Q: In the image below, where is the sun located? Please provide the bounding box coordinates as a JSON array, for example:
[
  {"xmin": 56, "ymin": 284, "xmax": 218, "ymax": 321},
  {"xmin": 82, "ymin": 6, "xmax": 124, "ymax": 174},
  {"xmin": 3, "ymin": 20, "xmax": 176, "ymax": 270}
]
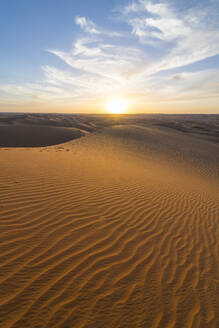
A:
[{"xmin": 106, "ymin": 98, "xmax": 128, "ymax": 114}]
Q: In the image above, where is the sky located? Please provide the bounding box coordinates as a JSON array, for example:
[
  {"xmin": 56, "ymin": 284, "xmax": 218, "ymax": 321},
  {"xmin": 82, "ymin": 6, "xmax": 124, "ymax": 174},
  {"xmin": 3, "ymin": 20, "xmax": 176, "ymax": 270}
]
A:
[{"xmin": 0, "ymin": 0, "xmax": 219, "ymax": 114}]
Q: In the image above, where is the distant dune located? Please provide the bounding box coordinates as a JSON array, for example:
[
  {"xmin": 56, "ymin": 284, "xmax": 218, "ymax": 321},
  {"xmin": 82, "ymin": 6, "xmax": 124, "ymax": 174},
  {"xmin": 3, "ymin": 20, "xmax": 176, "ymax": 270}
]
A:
[
  {"xmin": 0, "ymin": 113, "xmax": 105, "ymax": 147},
  {"xmin": 0, "ymin": 113, "xmax": 218, "ymax": 147},
  {"xmin": 0, "ymin": 114, "xmax": 218, "ymax": 328}
]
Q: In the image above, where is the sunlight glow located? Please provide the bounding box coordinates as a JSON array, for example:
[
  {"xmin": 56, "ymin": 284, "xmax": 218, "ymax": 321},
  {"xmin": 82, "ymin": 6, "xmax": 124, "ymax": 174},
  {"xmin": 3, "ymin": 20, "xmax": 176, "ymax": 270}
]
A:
[{"xmin": 106, "ymin": 98, "xmax": 128, "ymax": 114}]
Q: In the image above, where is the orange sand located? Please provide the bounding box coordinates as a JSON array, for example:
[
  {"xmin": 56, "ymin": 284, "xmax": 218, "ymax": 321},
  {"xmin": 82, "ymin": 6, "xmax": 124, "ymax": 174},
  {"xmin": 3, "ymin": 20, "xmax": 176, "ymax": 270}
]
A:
[{"xmin": 0, "ymin": 122, "xmax": 218, "ymax": 328}]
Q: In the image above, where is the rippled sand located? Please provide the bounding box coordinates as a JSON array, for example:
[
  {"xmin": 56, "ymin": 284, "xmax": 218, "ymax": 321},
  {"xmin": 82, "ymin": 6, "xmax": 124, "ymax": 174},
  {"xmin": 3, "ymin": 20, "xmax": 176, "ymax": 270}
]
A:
[{"xmin": 0, "ymin": 116, "xmax": 218, "ymax": 328}]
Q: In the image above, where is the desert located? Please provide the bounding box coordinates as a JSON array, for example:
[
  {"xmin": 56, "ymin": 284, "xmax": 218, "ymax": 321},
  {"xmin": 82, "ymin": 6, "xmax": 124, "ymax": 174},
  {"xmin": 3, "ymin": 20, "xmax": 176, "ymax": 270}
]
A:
[{"xmin": 0, "ymin": 113, "xmax": 218, "ymax": 327}]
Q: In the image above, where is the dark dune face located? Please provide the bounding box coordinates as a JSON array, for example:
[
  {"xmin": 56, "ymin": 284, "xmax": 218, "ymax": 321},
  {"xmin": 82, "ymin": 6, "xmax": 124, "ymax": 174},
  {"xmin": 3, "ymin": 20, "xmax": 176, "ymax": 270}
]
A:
[
  {"xmin": 0, "ymin": 114, "xmax": 99, "ymax": 147},
  {"xmin": 0, "ymin": 124, "xmax": 85, "ymax": 147},
  {"xmin": 0, "ymin": 113, "xmax": 115, "ymax": 147}
]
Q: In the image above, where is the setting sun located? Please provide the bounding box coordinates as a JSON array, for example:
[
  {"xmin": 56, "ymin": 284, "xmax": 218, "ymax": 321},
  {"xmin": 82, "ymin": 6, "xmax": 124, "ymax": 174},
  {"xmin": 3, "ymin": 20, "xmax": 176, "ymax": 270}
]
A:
[{"xmin": 106, "ymin": 99, "xmax": 128, "ymax": 114}]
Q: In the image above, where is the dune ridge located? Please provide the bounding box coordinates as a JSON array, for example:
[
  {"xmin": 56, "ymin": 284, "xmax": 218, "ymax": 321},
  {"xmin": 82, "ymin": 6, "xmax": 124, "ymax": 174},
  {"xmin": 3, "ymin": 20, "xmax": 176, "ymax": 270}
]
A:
[{"xmin": 0, "ymin": 117, "xmax": 218, "ymax": 327}]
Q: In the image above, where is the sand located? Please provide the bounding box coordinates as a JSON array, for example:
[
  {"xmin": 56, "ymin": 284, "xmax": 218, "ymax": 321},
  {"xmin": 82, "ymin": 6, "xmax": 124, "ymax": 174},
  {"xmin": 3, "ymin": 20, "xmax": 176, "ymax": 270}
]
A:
[{"xmin": 0, "ymin": 114, "xmax": 218, "ymax": 328}]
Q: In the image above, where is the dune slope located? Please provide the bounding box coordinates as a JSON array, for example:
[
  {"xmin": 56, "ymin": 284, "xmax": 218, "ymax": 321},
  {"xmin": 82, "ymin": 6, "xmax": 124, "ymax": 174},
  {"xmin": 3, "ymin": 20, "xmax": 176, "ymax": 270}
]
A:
[{"xmin": 0, "ymin": 124, "xmax": 218, "ymax": 328}]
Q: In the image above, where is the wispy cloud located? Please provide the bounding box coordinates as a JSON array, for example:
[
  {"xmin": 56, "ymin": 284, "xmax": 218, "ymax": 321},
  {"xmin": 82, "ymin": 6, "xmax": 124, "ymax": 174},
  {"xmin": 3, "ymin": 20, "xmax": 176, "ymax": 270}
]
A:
[
  {"xmin": 48, "ymin": 37, "xmax": 148, "ymax": 83},
  {"xmin": 1, "ymin": 0, "xmax": 219, "ymax": 111},
  {"xmin": 75, "ymin": 16, "xmax": 122, "ymax": 37},
  {"xmin": 75, "ymin": 16, "xmax": 100, "ymax": 34},
  {"xmin": 123, "ymin": 0, "xmax": 219, "ymax": 71}
]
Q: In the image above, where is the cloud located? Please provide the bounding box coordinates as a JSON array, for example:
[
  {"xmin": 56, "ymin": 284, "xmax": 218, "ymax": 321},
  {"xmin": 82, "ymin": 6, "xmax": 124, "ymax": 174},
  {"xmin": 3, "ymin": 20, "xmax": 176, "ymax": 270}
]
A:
[
  {"xmin": 48, "ymin": 37, "xmax": 148, "ymax": 83},
  {"xmin": 75, "ymin": 16, "xmax": 122, "ymax": 37},
  {"xmin": 75, "ymin": 16, "xmax": 100, "ymax": 34},
  {"xmin": 1, "ymin": 0, "xmax": 219, "ymax": 111},
  {"xmin": 145, "ymin": 69, "xmax": 219, "ymax": 102},
  {"xmin": 123, "ymin": 0, "xmax": 219, "ymax": 71}
]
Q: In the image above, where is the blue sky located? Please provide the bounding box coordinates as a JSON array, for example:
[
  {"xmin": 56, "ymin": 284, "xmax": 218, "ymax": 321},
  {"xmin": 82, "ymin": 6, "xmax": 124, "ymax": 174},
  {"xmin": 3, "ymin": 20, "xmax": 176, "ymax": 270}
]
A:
[{"xmin": 0, "ymin": 0, "xmax": 219, "ymax": 113}]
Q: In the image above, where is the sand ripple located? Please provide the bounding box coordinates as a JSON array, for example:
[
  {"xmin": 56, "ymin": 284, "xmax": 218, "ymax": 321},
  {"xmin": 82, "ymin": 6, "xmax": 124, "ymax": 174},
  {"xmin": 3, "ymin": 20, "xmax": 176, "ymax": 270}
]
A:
[{"xmin": 0, "ymin": 128, "xmax": 218, "ymax": 328}]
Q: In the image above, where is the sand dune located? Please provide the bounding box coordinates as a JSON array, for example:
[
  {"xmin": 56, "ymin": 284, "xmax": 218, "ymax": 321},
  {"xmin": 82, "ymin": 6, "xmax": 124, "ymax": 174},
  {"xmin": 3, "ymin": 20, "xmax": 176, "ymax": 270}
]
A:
[
  {"xmin": 0, "ymin": 114, "xmax": 218, "ymax": 327},
  {"xmin": 0, "ymin": 124, "xmax": 85, "ymax": 147},
  {"xmin": 0, "ymin": 113, "xmax": 105, "ymax": 147}
]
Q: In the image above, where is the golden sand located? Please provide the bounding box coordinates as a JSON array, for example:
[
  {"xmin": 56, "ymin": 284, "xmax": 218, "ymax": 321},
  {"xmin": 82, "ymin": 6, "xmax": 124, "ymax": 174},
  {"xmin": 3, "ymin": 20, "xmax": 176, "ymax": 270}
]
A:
[{"xmin": 0, "ymin": 120, "xmax": 218, "ymax": 328}]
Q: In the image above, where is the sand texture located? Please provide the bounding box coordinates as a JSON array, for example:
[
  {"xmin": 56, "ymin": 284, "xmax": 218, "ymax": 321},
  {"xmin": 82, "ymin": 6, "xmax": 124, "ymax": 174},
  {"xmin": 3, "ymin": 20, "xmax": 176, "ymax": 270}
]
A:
[{"xmin": 0, "ymin": 114, "xmax": 218, "ymax": 328}]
